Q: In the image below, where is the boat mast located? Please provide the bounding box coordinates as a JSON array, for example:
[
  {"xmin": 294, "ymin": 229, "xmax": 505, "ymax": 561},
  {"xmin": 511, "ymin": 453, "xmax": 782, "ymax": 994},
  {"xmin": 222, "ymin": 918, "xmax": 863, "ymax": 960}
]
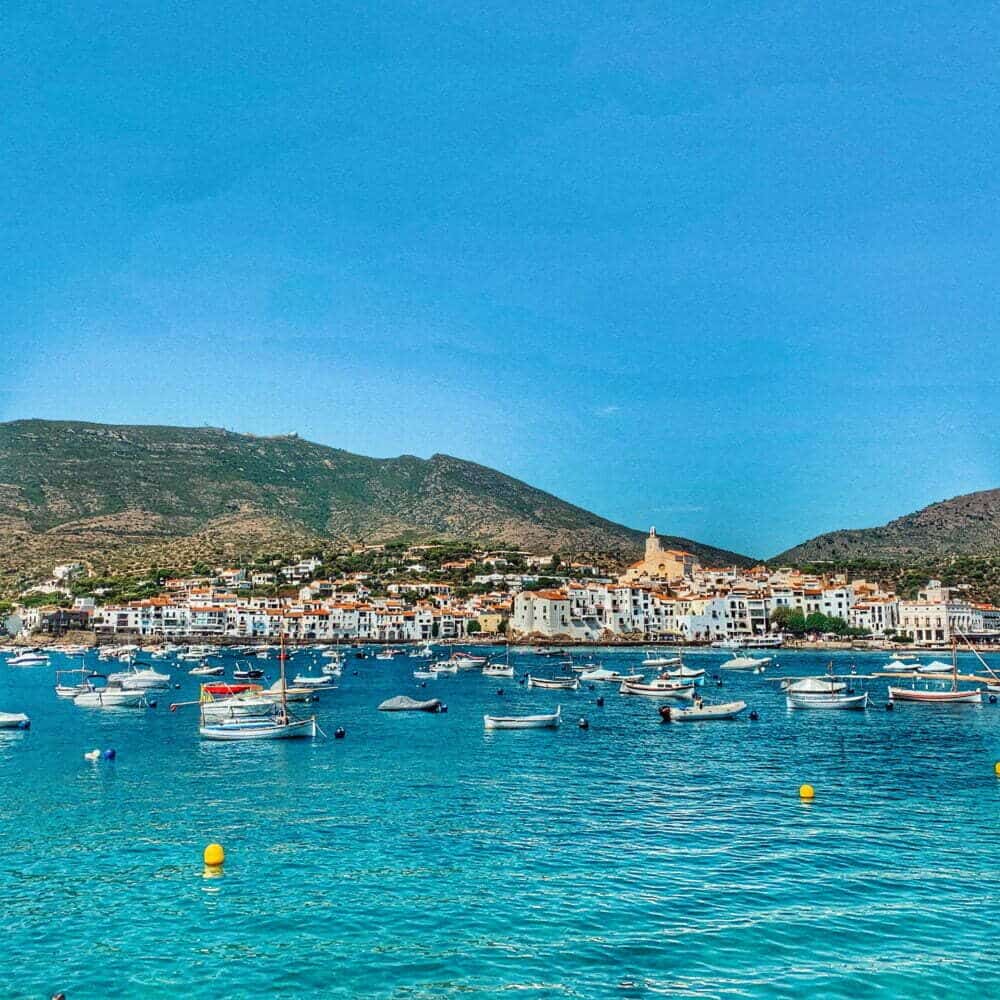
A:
[{"xmin": 279, "ymin": 631, "xmax": 288, "ymax": 717}]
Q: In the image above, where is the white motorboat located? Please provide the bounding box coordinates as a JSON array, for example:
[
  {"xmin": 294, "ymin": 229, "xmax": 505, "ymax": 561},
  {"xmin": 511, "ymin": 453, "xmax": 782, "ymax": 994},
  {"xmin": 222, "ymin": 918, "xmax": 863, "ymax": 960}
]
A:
[
  {"xmin": 107, "ymin": 666, "xmax": 171, "ymax": 690},
  {"xmin": 413, "ymin": 670, "xmax": 439, "ymax": 680},
  {"xmin": 660, "ymin": 665, "xmax": 706, "ymax": 683},
  {"xmin": 482, "ymin": 664, "xmax": 515, "ymax": 678},
  {"xmin": 431, "ymin": 661, "xmax": 459, "ymax": 675},
  {"xmin": 291, "ymin": 673, "xmax": 335, "ymax": 688},
  {"xmin": 883, "ymin": 659, "xmax": 916, "ymax": 672},
  {"xmin": 484, "ymin": 706, "xmax": 561, "ymax": 730},
  {"xmin": 0, "ymin": 712, "xmax": 30, "ymax": 729},
  {"xmin": 233, "ymin": 665, "xmax": 266, "ymax": 680},
  {"xmin": 321, "ymin": 662, "xmax": 343, "ymax": 676},
  {"xmin": 642, "ymin": 655, "xmax": 680, "ymax": 667},
  {"xmin": 375, "ymin": 650, "xmax": 395, "ymax": 660},
  {"xmin": 619, "ymin": 679, "xmax": 695, "ymax": 699},
  {"xmin": 7, "ymin": 650, "xmax": 49, "ymax": 666},
  {"xmin": 263, "ymin": 681, "xmax": 316, "ymax": 703},
  {"xmin": 74, "ymin": 682, "xmax": 150, "ymax": 708},
  {"xmin": 189, "ymin": 663, "xmax": 225, "ymax": 677},
  {"xmin": 720, "ymin": 655, "xmax": 771, "ymax": 670},
  {"xmin": 448, "ymin": 652, "xmax": 489, "ymax": 669},
  {"xmin": 578, "ymin": 668, "xmax": 644, "ymax": 683},
  {"xmin": 527, "ymin": 675, "xmax": 579, "ymax": 690},
  {"xmin": 178, "ymin": 645, "xmax": 216, "ymax": 661},
  {"xmin": 321, "ymin": 648, "xmax": 344, "ymax": 659},
  {"xmin": 660, "ymin": 700, "xmax": 747, "ymax": 722}
]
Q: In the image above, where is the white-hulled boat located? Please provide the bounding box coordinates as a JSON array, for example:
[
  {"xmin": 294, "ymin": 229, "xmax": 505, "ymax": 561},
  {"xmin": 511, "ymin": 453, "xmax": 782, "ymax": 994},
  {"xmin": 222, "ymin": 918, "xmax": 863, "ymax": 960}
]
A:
[
  {"xmin": 200, "ymin": 713, "xmax": 317, "ymax": 740},
  {"xmin": 321, "ymin": 662, "xmax": 343, "ymax": 676},
  {"xmin": 322, "ymin": 648, "xmax": 344, "ymax": 659},
  {"xmin": 642, "ymin": 655, "xmax": 680, "ymax": 667},
  {"xmin": 578, "ymin": 668, "xmax": 644, "ymax": 683},
  {"xmin": 783, "ymin": 675, "xmax": 867, "ymax": 710},
  {"xmin": 199, "ymin": 636, "xmax": 318, "ymax": 740},
  {"xmin": 527, "ymin": 675, "xmax": 579, "ymax": 691},
  {"xmin": 431, "ymin": 661, "xmax": 459, "ymax": 675},
  {"xmin": 189, "ymin": 663, "xmax": 225, "ymax": 677},
  {"xmin": 178, "ymin": 645, "xmax": 215, "ymax": 661},
  {"xmin": 619, "ymin": 679, "xmax": 695, "ymax": 699},
  {"xmin": 200, "ymin": 694, "xmax": 274, "ymax": 722},
  {"xmin": 107, "ymin": 666, "xmax": 171, "ymax": 690},
  {"xmin": 233, "ymin": 665, "xmax": 265, "ymax": 680},
  {"xmin": 0, "ymin": 711, "xmax": 30, "ymax": 729},
  {"xmin": 917, "ymin": 660, "xmax": 953, "ymax": 674},
  {"xmin": 660, "ymin": 700, "xmax": 747, "ymax": 722},
  {"xmin": 660, "ymin": 665, "xmax": 706, "ymax": 683},
  {"xmin": 720, "ymin": 655, "xmax": 771, "ymax": 670},
  {"xmin": 449, "ymin": 652, "xmax": 489, "ymax": 670},
  {"xmin": 483, "ymin": 664, "xmax": 515, "ymax": 678},
  {"xmin": 413, "ymin": 669, "xmax": 439, "ymax": 680},
  {"xmin": 7, "ymin": 650, "xmax": 49, "ymax": 666},
  {"xmin": 74, "ymin": 682, "xmax": 149, "ymax": 708},
  {"xmin": 54, "ymin": 668, "xmax": 98, "ymax": 698},
  {"xmin": 883, "ymin": 659, "xmax": 916, "ymax": 672},
  {"xmin": 292, "ymin": 673, "xmax": 334, "ymax": 688},
  {"xmin": 263, "ymin": 680, "xmax": 316, "ymax": 703},
  {"xmin": 375, "ymin": 649, "xmax": 395, "ymax": 660},
  {"xmin": 484, "ymin": 706, "xmax": 561, "ymax": 730}
]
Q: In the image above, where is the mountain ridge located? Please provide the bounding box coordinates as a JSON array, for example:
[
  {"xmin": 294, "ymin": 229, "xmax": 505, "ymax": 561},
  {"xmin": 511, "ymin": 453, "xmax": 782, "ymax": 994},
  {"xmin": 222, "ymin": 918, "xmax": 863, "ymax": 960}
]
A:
[
  {"xmin": 0, "ymin": 419, "xmax": 753, "ymax": 582},
  {"xmin": 775, "ymin": 487, "xmax": 1000, "ymax": 563}
]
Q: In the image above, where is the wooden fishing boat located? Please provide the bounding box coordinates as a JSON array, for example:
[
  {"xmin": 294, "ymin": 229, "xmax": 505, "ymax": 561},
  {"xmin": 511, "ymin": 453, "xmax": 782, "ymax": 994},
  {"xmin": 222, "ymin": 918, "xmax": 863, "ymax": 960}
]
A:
[
  {"xmin": 199, "ymin": 714, "xmax": 317, "ymax": 740},
  {"xmin": 888, "ymin": 642, "xmax": 982, "ymax": 705},
  {"xmin": 484, "ymin": 706, "xmax": 561, "ymax": 730},
  {"xmin": 660, "ymin": 700, "xmax": 747, "ymax": 722},
  {"xmin": 786, "ymin": 689, "xmax": 869, "ymax": 710},
  {"xmin": 888, "ymin": 686, "xmax": 981, "ymax": 704},
  {"xmin": 527, "ymin": 675, "xmax": 579, "ymax": 690},
  {"xmin": 619, "ymin": 679, "xmax": 695, "ymax": 699}
]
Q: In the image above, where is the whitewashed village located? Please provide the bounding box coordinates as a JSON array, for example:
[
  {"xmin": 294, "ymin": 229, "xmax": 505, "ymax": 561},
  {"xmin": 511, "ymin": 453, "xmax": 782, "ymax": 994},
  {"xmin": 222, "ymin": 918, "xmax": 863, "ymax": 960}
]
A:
[{"xmin": 4, "ymin": 530, "xmax": 998, "ymax": 649}]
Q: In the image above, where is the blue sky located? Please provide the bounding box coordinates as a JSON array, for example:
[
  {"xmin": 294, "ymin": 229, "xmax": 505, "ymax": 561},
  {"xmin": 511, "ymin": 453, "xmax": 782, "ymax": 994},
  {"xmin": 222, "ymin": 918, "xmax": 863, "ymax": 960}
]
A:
[{"xmin": 3, "ymin": 3, "xmax": 1000, "ymax": 558}]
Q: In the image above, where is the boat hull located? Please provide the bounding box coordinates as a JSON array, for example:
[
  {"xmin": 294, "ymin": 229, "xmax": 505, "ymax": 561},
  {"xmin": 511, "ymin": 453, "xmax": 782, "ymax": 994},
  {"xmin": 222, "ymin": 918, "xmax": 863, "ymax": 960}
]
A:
[
  {"xmin": 786, "ymin": 691, "xmax": 869, "ymax": 710},
  {"xmin": 619, "ymin": 681, "xmax": 695, "ymax": 699},
  {"xmin": 663, "ymin": 700, "xmax": 747, "ymax": 722},
  {"xmin": 484, "ymin": 707, "xmax": 561, "ymax": 730},
  {"xmin": 888, "ymin": 687, "xmax": 982, "ymax": 704},
  {"xmin": 527, "ymin": 675, "xmax": 579, "ymax": 690},
  {"xmin": 199, "ymin": 717, "xmax": 317, "ymax": 740}
]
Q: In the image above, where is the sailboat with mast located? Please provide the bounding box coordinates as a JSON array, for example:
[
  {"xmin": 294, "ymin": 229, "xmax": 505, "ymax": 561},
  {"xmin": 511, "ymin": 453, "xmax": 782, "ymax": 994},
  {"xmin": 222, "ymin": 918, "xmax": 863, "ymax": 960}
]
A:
[
  {"xmin": 198, "ymin": 633, "xmax": 318, "ymax": 740},
  {"xmin": 888, "ymin": 639, "xmax": 982, "ymax": 704}
]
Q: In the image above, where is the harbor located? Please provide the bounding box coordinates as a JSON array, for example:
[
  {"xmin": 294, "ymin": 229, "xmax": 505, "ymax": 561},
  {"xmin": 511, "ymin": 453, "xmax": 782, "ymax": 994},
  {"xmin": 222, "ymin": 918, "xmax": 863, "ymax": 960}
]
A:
[{"xmin": 3, "ymin": 643, "xmax": 1000, "ymax": 997}]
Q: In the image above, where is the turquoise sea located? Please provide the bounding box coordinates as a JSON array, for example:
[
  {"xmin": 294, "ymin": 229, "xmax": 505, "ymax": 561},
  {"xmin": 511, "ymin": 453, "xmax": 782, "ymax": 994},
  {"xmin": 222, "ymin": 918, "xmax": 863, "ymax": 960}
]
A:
[{"xmin": 2, "ymin": 645, "xmax": 999, "ymax": 999}]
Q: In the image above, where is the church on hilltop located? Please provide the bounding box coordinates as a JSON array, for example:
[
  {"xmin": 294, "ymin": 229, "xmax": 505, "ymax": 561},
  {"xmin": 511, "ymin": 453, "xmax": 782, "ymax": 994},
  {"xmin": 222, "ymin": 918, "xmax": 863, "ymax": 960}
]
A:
[{"xmin": 619, "ymin": 528, "xmax": 698, "ymax": 586}]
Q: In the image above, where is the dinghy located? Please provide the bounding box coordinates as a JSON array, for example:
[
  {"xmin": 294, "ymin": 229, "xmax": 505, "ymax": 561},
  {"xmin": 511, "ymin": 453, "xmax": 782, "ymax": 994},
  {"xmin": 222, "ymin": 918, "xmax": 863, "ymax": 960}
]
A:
[
  {"xmin": 0, "ymin": 712, "xmax": 30, "ymax": 729},
  {"xmin": 527, "ymin": 675, "xmax": 579, "ymax": 690},
  {"xmin": 660, "ymin": 700, "xmax": 747, "ymax": 722},
  {"xmin": 484, "ymin": 706, "xmax": 561, "ymax": 730}
]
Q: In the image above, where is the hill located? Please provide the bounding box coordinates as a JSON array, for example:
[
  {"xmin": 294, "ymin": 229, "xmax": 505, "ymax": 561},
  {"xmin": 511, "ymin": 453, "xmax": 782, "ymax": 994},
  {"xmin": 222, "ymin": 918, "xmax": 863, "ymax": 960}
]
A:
[
  {"xmin": 775, "ymin": 488, "xmax": 1000, "ymax": 564},
  {"xmin": 0, "ymin": 420, "xmax": 753, "ymax": 584}
]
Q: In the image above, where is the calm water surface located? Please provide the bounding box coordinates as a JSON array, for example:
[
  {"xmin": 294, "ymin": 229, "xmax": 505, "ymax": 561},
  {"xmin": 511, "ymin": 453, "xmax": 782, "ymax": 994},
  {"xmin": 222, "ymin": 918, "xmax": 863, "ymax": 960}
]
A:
[{"xmin": 2, "ymin": 646, "xmax": 999, "ymax": 999}]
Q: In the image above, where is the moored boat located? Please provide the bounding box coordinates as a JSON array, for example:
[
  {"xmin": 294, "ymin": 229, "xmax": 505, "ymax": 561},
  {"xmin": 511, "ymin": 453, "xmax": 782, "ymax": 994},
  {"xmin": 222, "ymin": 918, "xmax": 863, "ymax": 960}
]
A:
[
  {"xmin": 7, "ymin": 650, "xmax": 49, "ymax": 667},
  {"xmin": 74, "ymin": 682, "xmax": 150, "ymax": 708},
  {"xmin": 527, "ymin": 674, "xmax": 579, "ymax": 690},
  {"xmin": 619, "ymin": 679, "xmax": 695, "ymax": 699},
  {"xmin": 484, "ymin": 706, "xmax": 561, "ymax": 730},
  {"xmin": 888, "ymin": 686, "xmax": 981, "ymax": 704},
  {"xmin": 189, "ymin": 663, "xmax": 225, "ymax": 677},
  {"xmin": 482, "ymin": 664, "xmax": 515, "ymax": 678},
  {"xmin": 578, "ymin": 668, "xmax": 644, "ymax": 683},
  {"xmin": 720, "ymin": 655, "xmax": 771, "ymax": 670},
  {"xmin": 0, "ymin": 711, "xmax": 30, "ymax": 729},
  {"xmin": 660, "ymin": 700, "xmax": 747, "ymax": 722}
]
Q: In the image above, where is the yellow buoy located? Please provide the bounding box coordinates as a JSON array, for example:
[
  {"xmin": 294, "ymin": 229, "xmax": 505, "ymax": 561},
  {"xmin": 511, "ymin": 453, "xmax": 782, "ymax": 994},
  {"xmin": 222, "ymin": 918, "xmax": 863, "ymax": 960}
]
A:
[
  {"xmin": 994, "ymin": 762, "xmax": 1000, "ymax": 777},
  {"xmin": 799, "ymin": 784, "xmax": 815, "ymax": 800},
  {"xmin": 203, "ymin": 843, "xmax": 225, "ymax": 867}
]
